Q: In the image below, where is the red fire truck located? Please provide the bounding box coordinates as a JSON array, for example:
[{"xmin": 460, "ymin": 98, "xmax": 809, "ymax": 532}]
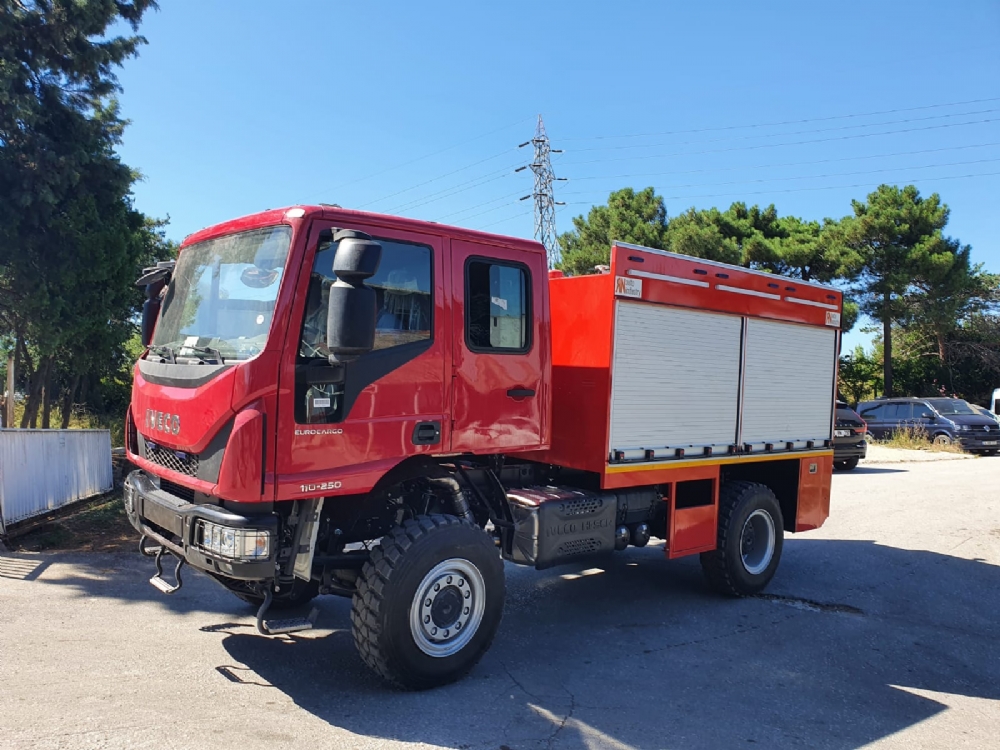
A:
[{"xmin": 125, "ymin": 205, "xmax": 841, "ymax": 689}]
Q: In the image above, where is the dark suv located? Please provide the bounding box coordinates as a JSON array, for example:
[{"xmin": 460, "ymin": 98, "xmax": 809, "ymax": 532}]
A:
[
  {"xmin": 856, "ymin": 397, "xmax": 1000, "ymax": 455},
  {"xmin": 833, "ymin": 401, "xmax": 867, "ymax": 470}
]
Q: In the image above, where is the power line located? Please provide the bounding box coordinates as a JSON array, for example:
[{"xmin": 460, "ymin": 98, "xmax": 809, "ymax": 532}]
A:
[
  {"xmin": 561, "ymin": 118, "xmax": 1000, "ymax": 167},
  {"xmin": 557, "ymin": 157, "xmax": 1000, "ymax": 199},
  {"xmin": 558, "ymin": 169, "xmax": 1000, "ymax": 206},
  {"xmin": 563, "ymin": 141, "xmax": 1000, "ymax": 183},
  {"xmin": 386, "ymin": 164, "xmax": 521, "ymax": 214},
  {"xmin": 568, "ymin": 108, "xmax": 1000, "ymax": 154},
  {"xmin": 308, "ymin": 116, "xmax": 532, "ymax": 200},
  {"xmin": 437, "ymin": 189, "xmax": 526, "ymax": 221},
  {"xmin": 559, "ymin": 96, "xmax": 1000, "ymax": 142},
  {"xmin": 360, "ymin": 149, "xmax": 517, "ymax": 209}
]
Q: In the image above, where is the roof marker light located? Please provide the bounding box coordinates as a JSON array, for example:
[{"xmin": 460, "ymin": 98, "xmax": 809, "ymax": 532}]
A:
[{"xmin": 285, "ymin": 208, "xmax": 306, "ymax": 218}]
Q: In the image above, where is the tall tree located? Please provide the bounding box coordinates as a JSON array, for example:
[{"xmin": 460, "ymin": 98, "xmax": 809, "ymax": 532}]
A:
[
  {"xmin": 557, "ymin": 187, "xmax": 668, "ymax": 275},
  {"xmin": 841, "ymin": 184, "xmax": 954, "ymax": 396},
  {"xmin": 0, "ymin": 0, "xmax": 159, "ymax": 427}
]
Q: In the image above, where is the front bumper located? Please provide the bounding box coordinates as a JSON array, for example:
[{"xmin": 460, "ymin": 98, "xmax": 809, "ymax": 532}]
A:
[
  {"xmin": 959, "ymin": 435, "xmax": 1000, "ymax": 452},
  {"xmin": 125, "ymin": 470, "xmax": 277, "ymax": 581}
]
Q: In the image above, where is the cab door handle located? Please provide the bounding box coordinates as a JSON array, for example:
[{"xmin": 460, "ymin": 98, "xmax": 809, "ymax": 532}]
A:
[{"xmin": 507, "ymin": 388, "xmax": 536, "ymax": 398}]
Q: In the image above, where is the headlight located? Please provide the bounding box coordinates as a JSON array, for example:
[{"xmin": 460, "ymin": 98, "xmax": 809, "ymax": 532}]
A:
[
  {"xmin": 956, "ymin": 424, "xmax": 970, "ymax": 432},
  {"xmin": 195, "ymin": 520, "xmax": 271, "ymax": 561}
]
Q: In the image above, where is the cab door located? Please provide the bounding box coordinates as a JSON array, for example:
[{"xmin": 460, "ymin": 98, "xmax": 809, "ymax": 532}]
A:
[
  {"xmin": 449, "ymin": 239, "xmax": 549, "ymax": 454},
  {"xmin": 274, "ymin": 220, "xmax": 448, "ymax": 500}
]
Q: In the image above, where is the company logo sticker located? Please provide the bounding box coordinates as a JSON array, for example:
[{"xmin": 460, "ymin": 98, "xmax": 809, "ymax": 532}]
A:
[
  {"xmin": 825, "ymin": 311, "xmax": 841, "ymax": 327},
  {"xmin": 615, "ymin": 276, "xmax": 642, "ymax": 298}
]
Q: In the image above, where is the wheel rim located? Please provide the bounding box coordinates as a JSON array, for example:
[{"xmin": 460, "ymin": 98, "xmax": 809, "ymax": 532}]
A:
[
  {"xmin": 740, "ymin": 509, "xmax": 776, "ymax": 576},
  {"xmin": 409, "ymin": 558, "xmax": 486, "ymax": 658},
  {"xmin": 933, "ymin": 434, "xmax": 951, "ymax": 445}
]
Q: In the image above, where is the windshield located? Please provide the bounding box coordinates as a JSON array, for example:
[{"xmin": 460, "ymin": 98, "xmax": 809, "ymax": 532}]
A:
[
  {"xmin": 152, "ymin": 226, "xmax": 292, "ymax": 361},
  {"xmin": 927, "ymin": 398, "xmax": 977, "ymax": 416}
]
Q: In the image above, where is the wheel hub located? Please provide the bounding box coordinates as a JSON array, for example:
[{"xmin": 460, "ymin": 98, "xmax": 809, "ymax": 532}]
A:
[
  {"xmin": 740, "ymin": 509, "xmax": 776, "ymax": 576},
  {"xmin": 410, "ymin": 559, "xmax": 485, "ymax": 658}
]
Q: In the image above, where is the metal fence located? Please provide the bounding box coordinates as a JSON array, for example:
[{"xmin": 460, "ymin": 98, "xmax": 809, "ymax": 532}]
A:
[{"xmin": 0, "ymin": 429, "xmax": 113, "ymax": 534}]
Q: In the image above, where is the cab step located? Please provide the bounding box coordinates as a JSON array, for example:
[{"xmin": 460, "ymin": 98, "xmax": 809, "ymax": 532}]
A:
[
  {"xmin": 260, "ymin": 609, "xmax": 319, "ymax": 635},
  {"xmin": 255, "ymin": 588, "xmax": 319, "ymax": 636},
  {"xmin": 148, "ymin": 546, "xmax": 184, "ymax": 595}
]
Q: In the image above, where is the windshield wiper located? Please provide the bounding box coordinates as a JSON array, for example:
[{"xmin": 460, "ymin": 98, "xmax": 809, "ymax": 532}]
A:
[
  {"xmin": 179, "ymin": 345, "xmax": 226, "ymax": 364},
  {"xmin": 148, "ymin": 344, "xmax": 176, "ymax": 363}
]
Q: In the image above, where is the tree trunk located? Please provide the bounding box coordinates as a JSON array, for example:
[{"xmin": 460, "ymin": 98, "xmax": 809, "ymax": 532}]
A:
[
  {"xmin": 41, "ymin": 364, "xmax": 53, "ymax": 429},
  {"xmin": 882, "ymin": 294, "xmax": 893, "ymax": 397},
  {"xmin": 60, "ymin": 374, "xmax": 81, "ymax": 429},
  {"xmin": 21, "ymin": 355, "xmax": 51, "ymax": 429}
]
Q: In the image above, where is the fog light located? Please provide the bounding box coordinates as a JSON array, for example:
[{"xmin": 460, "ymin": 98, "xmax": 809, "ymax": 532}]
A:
[{"xmin": 195, "ymin": 520, "xmax": 270, "ymax": 562}]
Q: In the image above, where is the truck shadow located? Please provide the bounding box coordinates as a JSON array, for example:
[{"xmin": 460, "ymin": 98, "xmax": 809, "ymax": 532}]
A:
[{"xmin": 213, "ymin": 539, "xmax": 1000, "ymax": 750}]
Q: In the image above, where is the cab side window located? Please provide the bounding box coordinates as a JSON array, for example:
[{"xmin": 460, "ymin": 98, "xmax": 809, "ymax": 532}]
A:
[
  {"xmin": 300, "ymin": 238, "xmax": 433, "ymax": 359},
  {"xmin": 296, "ymin": 236, "xmax": 433, "ymax": 423},
  {"xmin": 465, "ymin": 259, "xmax": 530, "ymax": 352}
]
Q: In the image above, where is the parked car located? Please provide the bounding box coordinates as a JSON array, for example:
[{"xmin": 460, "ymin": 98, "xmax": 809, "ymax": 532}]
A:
[
  {"xmin": 856, "ymin": 397, "xmax": 1000, "ymax": 455},
  {"xmin": 833, "ymin": 401, "xmax": 867, "ymax": 470},
  {"xmin": 972, "ymin": 404, "xmax": 1000, "ymax": 425}
]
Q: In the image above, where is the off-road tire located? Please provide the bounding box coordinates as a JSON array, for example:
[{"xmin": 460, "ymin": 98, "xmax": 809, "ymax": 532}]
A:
[
  {"xmin": 227, "ymin": 578, "xmax": 320, "ymax": 611},
  {"xmin": 351, "ymin": 514, "xmax": 505, "ymax": 690},
  {"xmin": 700, "ymin": 481, "xmax": 784, "ymax": 597},
  {"xmin": 834, "ymin": 457, "xmax": 860, "ymax": 471}
]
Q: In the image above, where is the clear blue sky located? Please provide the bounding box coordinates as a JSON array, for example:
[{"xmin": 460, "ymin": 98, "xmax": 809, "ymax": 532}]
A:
[{"xmin": 114, "ymin": 1, "xmax": 1000, "ymax": 352}]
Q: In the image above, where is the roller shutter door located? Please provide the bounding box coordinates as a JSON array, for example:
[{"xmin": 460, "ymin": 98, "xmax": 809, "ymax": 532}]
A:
[
  {"xmin": 740, "ymin": 318, "xmax": 836, "ymax": 445},
  {"xmin": 609, "ymin": 301, "xmax": 741, "ymax": 453}
]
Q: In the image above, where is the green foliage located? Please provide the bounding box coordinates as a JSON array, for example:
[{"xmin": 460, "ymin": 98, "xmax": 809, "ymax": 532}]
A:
[
  {"xmin": 838, "ymin": 345, "xmax": 880, "ymax": 405},
  {"xmin": 841, "ymin": 184, "xmax": 956, "ymax": 395},
  {"xmin": 557, "ymin": 187, "xmax": 668, "ymax": 275},
  {"xmin": 0, "ymin": 0, "xmax": 163, "ymax": 432}
]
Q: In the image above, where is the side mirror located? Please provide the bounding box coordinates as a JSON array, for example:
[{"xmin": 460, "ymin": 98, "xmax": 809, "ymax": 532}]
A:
[
  {"xmin": 920, "ymin": 412, "xmax": 935, "ymax": 421},
  {"xmin": 136, "ymin": 261, "xmax": 175, "ymax": 347},
  {"xmin": 326, "ymin": 231, "xmax": 382, "ymax": 363}
]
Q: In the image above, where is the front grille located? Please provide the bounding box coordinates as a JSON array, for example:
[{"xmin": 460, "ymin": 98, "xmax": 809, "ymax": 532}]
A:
[
  {"xmin": 160, "ymin": 479, "xmax": 196, "ymax": 503},
  {"xmin": 143, "ymin": 441, "xmax": 199, "ymax": 476}
]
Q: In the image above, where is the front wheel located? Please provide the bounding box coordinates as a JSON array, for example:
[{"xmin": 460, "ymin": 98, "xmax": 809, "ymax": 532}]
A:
[
  {"xmin": 933, "ymin": 433, "xmax": 953, "ymax": 446},
  {"xmin": 351, "ymin": 514, "xmax": 505, "ymax": 690},
  {"xmin": 700, "ymin": 481, "xmax": 784, "ymax": 597}
]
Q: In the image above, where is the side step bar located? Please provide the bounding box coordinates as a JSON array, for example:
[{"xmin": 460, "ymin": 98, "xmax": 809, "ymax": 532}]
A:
[
  {"xmin": 255, "ymin": 589, "xmax": 318, "ymax": 636},
  {"xmin": 149, "ymin": 545, "xmax": 184, "ymax": 595}
]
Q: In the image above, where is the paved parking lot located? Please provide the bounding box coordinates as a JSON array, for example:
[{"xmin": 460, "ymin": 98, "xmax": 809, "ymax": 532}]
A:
[{"xmin": 2, "ymin": 456, "xmax": 999, "ymax": 750}]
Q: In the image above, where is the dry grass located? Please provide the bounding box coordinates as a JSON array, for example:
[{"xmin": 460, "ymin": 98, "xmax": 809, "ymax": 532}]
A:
[
  {"xmin": 878, "ymin": 425, "xmax": 966, "ymax": 453},
  {"xmin": 7, "ymin": 493, "xmax": 135, "ymax": 553}
]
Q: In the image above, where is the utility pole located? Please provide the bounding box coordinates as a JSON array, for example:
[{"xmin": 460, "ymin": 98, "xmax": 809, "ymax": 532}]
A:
[{"xmin": 517, "ymin": 115, "xmax": 566, "ymax": 269}]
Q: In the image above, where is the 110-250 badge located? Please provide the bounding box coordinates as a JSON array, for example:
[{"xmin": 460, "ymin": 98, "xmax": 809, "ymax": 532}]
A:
[{"xmin": 300, "ymin": 481, "xmax": 342, "ymax": 493}]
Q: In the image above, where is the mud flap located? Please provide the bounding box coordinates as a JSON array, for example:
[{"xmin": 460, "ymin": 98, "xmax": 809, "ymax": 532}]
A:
[{"xmin": 292, "ymin": 498, "xmax": 323, "ymax": 581}]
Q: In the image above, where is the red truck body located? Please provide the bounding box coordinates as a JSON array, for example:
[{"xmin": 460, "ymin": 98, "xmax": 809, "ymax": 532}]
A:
[{"xmin": 124, "ymin": 205, "xmax": 841, "ymax": 689}]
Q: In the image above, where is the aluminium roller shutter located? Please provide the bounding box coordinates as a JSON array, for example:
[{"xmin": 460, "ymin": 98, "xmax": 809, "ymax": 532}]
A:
[
  {"xmin": 609, "ymin": 301, "xmax": 741, "ymax": 453},
  {"xmin": 740, "ymin": 318, "xmax": 836, "ymax": 445}
]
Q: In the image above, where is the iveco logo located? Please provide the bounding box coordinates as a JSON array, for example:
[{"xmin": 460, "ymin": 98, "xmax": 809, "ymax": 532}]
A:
[{"xmin": 147, "ymin": 409, "xmax": 180, "ymax": 435}]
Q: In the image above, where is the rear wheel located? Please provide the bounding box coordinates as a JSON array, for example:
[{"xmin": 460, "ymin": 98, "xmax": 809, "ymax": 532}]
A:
[
  {"xmin": 351, "ymin": 514, "xmax": 505, "ymax": 690},
  {"xmin": 834, "ymin": 457, "xmax": 859, "ymax": 471},
  {"xmin": 700, "ymin": 481, "xmax": 783, "ymax": 597}
]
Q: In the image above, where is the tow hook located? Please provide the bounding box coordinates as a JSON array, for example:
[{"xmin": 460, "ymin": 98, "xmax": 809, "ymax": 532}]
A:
[
  {"xmin": 149, "ymin": 545, "xmax": 185, "ymax": 595},
  {"xmin": 254, "ymin": 588, "xmax": 318, "ymax": 636}
]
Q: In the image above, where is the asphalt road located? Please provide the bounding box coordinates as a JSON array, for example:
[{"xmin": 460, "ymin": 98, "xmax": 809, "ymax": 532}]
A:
[{"xmin": 2, "ymin": 456, "xmax": 999, "ymax": 750}]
